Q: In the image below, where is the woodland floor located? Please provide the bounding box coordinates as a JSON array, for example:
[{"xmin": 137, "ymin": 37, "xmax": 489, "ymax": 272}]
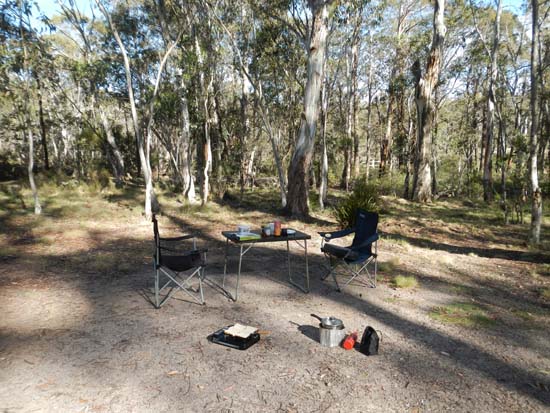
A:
[{"xmin": 1, "ymin": 181, "xmax": 550, "ymax": 413}]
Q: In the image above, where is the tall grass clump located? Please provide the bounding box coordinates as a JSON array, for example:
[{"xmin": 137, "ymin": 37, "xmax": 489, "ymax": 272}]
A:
[
  {"xmin": 333, "ymin": 179, "xmax": 379, "ymax": 228},
  {"xmin": 391, "ymin": 275, "xmax": 418, "ymax": 289}
]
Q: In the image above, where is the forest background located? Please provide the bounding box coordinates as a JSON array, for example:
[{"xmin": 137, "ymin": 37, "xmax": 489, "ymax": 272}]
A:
[{"xmin": 1, "ymin": 0, "xmax": 548, "ymax": 244}]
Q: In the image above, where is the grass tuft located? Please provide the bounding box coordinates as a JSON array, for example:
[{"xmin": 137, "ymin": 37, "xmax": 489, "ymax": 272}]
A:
[
  {"xmin": 451, "ymin": 284, "xmax": 473, "ymax": 295},
  {"xmin": 378, "ymin": 257, "xmax": 401, "ymax": 274},
  {"xmin": 536, "ymin": 264, "xmax": 550, "ymax": 278},
  {"xmin": 391, "ymin": 275, "xmax": 418, "ymax": 289},
  {"xmin": 429, "ymin": 302, "xmax": 496, "ymax": 327},
  {"xmin": 510, "ymin": 309, "xmax": 535, "ymax": 321},
  {"xmin": 386, "ymin": 235, "xmax": 410, "ymax": 248},
  {"xmin": 540, "ymin": 287, "xmax": 550, "ymax": 300}
]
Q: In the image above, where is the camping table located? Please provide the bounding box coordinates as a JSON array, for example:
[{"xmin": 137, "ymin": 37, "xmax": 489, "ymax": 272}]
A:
[{"xmin": 221, "ymin": 229, "xmax": 311, "ymax": 301}]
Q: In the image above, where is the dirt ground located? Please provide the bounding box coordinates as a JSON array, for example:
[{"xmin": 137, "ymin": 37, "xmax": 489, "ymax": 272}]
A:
[{"xmin": 1, "ymin": 191, "xmax": 549, "ymax": 412}]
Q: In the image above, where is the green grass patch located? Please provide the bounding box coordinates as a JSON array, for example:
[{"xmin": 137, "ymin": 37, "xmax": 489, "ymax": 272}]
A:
[
  {"xmin": 429, "ymin": 302, "xmax": 496, "ymax": 327},
  {"xmin": 385, "ymin": 235, "xmax": 410, "ymax": 247},
  {"xmin": 378, "ymin": 257, "xmax": 401, "ymax": 274},
  {"xmin": 391, "ymin": 275, "xmax": 418, "ymax": 289},
  {"xmin": 451, "ymin": 284, "xmax": 473, "ymax": 295},
  {"xmin": 376, "ymin": 273, "xmax": 390, "ymax": 283},
  {"xmin": 0, "ymin": 245, "xmax": 19, "ymax": 257},
  {"xmin": 510, "ymin": 309, "xmax": 536, "ymax": 321},
  {"xmin": 536, "ymin": 264, "xmax": 550, "ymax": 278},
  {"xmin": 540, "ymin": 287, "xmax": 550, "ymax": 300}
]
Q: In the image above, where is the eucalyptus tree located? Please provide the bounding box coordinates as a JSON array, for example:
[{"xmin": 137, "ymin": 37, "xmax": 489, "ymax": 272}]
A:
[
  {"xmin": 1, "ymin": 0, "xmax": 45, "ymax": 213},
  {"xmin": 411, "ymin": 0, "xmax": 446, "ymax": 203},
  {"xmin": 205, "ymin": 0, "xmax": 307, "ymax": 208},
  {"xmin": 96, "ymin": 0, "xmax": 183, "ymax": 218},
  {"xmin": 287, "ymin": 0, "xmax": 335, "ymax": 217},
  {"xmin": 528, "ymin": 0, "xmax": 542, "ymax": 244},
  {"xmin": 332, "ymin": 0, "xmax": 367, "ymax": 189},
  {"xmin": 379, "ymin": 0, "xmax": 419, "ymax": 178},
  {"xmin": 55, "ymin": 0, "xmax": 127, "ymax": 186},
  {"xmin": 470, "ymin": 0, "xmax": 503, "ymax": 203}
]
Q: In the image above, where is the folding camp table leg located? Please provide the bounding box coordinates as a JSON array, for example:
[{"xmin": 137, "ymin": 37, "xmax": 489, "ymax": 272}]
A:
[
  {"xmin": 287, "ymin": 239, "xmax": 309, "ymax": 293},
  {"xmin": 222, "ymin": 240, "xmax": 254, "ymax": 302}
]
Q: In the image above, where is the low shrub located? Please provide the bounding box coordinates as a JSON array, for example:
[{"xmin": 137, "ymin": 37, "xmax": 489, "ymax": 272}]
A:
[{"xmin": 333, "ymin": 179, "xmax": 379, "ymax": 228}]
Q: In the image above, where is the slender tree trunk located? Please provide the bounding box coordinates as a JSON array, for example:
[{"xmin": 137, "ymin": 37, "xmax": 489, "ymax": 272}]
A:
[
  {"xmin": 194, "ymin": 29, "xmax": 212, "ymax": 205},
  {"xmin": 380, "ymin": 96, "xmax": 395, "ymax": 178},
  {"xmin": 36, "ymin": 77, "xmax": 50, "ymax": 171},
  {"xmin": 179, "ymin": 76, "xmax": 195, "ymax": 202},
  {"xmin": 528, "ymin": 0, "xmax": 542, "ymax": 244},
  {"xmin": 350, "ymin": 42, "xmax": 360, "ymax": 179},
  {"xmin": 404, "ymin": 99, "xmax": 414, "ymax": 199},
  {"xmin": 27, "ymin": 130, "xmax": 41, "ymax": 214},
  {"xmin": 270, "ymin": 126, "xmax": 287, "ymax": 207},
  {"xmin": 18, "ymin": 1, "xmax": 41, "ymax": 214},
  {"xmin": 97, "ymin": 0, "xmax": 157, "ymax": 218},
  {"xmin": 411, "ymin": 0, "xmax": 446, "ymax": 203},
  {"xmin": 239, "ymin": 69, "xmax": 249, "ymax": 199},
  {"xmin": 341, "ymin": 146, "xmax": 351, "ymax": 191},
  {"xmin": 205, "ymin": 2, "xmax": 287, "ymax": 207},
  {"xmin": 99, "ymin": 109, "xmax": 125, "ymax": 186},
  {"xmin": 319, "ymin": 69, "xmax": 329, "ymax": 209},
  {"xmin": 343, "ymin": 49, "xmax": 353, "ymax": 190},
  {"xmin": 498, "ymin": 119, "xmax": 509, "ymax": 224},
  {"xmin": 286, "ymin": 0, "xmax": 333, "ymax": 217},
  {"xmin": 365, "ymin": 38, "xmax": 374, "ymax": 181},
  {"xmin": 482, "ymin": 0, "xmax": 502, "ymax": 203},
  {"xmin": 380, "ymin": 3, "xmax": 409, "ymax": 178}
]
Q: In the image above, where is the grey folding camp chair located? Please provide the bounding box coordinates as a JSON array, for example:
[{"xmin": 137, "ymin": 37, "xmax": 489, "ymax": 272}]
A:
[
  {"xmin": 153, "ymin": 215, "xmax": 207, "ymax": 307},
  {"xmin": 319, "ymin": 209, "xmax": 379, "ymax": 292}
]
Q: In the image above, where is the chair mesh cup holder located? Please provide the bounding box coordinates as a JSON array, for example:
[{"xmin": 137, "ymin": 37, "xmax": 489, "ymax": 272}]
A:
[
  {"xmin": 319, "ymin": 209, "xmax": 379, "ymax": 292},
  {"xmin": 153, "ymin": 215, "xmax": 207, "ymax": 308}
]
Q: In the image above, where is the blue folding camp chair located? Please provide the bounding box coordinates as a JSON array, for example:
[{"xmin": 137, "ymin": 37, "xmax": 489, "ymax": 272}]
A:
[
  {"xmin": 153, "ymin": 215, "xmax": 207, "ymax": 308},
  {"xmin": 319, "ymin": 209, "xmax": 379, "ymax": 291}
]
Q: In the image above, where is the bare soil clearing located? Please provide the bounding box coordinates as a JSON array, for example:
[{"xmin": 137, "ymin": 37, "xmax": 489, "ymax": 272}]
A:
[{"xmin": 1, "ymin": 188, "xmax": 549, "ymax": 412}]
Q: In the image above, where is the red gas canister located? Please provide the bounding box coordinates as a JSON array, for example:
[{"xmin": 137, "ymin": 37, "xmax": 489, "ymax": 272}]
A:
[{"xmin": 342, "ymin": 332, "xmax": 358, "ymax": 350}]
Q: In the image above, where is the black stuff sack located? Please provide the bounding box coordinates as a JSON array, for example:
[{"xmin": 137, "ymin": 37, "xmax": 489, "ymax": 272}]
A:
[{"xmin": 359, "ymin": 326, "xmax": 379, "ymax": 356}]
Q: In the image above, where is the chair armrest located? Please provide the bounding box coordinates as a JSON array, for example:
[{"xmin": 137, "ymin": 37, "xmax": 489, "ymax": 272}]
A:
[
  {"xmin": 351, "ymin": 233, "xmax": 379, "ymax": 251},
  {"xmin": 318, "ymin": 227, "xmax": 355, "ymax": 241}
]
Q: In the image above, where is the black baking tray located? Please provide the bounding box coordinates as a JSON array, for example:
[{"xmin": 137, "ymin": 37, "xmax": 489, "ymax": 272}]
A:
[{"xmin": 207, "ymin": 325, "xmax": 260, "ymax": 350}]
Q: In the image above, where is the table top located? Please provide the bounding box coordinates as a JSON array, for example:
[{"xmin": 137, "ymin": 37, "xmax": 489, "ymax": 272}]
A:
[{"xmin": 222, "ymin": 229, "xmax": 311, "ymax": 243}]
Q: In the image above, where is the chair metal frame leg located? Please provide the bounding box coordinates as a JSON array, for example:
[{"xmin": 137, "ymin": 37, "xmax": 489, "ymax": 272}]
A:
[
  {"xmin": 322, "ymin": 241, "xmax": 378, "ymax": 292},
  {"xmin": 154, "ymin": 265, "xmax": 205, "ymax": 308}
]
